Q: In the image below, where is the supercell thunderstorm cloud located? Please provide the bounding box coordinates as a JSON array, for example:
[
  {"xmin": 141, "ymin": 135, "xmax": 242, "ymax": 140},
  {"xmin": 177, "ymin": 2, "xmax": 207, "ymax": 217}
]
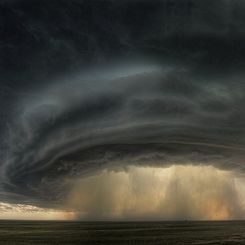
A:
[{"xmin": 1, "ymin": 0, "xmax": 245, "ymax": 220}]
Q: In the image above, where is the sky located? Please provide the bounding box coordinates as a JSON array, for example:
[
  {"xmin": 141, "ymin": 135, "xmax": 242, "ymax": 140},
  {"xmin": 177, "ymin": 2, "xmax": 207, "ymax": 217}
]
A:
[{"xmin": 1, "ymin": 0, "xmax": 245, "ymax": 220}]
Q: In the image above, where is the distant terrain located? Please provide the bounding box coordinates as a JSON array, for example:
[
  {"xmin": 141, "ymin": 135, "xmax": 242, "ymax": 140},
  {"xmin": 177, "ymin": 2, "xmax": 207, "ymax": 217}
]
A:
[{"xmin": 0, "ymin": 221, "xmax": 244, "ymax": 244}]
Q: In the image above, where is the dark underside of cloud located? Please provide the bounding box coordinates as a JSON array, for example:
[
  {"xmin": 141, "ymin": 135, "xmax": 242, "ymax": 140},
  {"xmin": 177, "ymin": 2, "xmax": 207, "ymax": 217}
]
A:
[{"xmin": 1, "ymin": 0, "xmax": 245, "ymax": 208}]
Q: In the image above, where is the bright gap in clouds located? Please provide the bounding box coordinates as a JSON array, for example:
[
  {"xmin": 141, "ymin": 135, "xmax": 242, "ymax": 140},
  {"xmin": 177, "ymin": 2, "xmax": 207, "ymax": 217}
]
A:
[
  {"xmin": 0, "ymin": 202, "xmax": 74, "ymax": 220},
  {"xmin": 1, "ymin": 165, "xmax": 245, "ymax": 221}
]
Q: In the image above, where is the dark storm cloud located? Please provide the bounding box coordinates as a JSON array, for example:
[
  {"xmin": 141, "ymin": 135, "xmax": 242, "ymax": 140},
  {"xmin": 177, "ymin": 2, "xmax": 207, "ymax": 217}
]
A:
[
  {"xmin": 3, "ymin": 68, "xmax": 245, "ymax": 207},
  {"xmin": 1, "ymin": 0, "xmax": 245, "ymax": 81},
  {"xmin": 1, "ymin": 0, "xmax": 245, "ymax": 207}
]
